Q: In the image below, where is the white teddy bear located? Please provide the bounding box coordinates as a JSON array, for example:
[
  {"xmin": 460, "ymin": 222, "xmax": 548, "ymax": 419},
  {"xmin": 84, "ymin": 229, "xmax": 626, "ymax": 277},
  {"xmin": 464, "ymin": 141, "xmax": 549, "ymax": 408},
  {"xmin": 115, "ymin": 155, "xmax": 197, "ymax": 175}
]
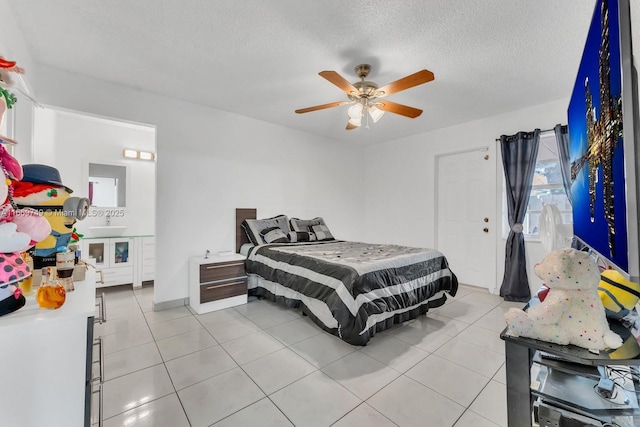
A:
[{"xmin": 504, "ymin": 248, "xmax": 623, "ymax": 351}]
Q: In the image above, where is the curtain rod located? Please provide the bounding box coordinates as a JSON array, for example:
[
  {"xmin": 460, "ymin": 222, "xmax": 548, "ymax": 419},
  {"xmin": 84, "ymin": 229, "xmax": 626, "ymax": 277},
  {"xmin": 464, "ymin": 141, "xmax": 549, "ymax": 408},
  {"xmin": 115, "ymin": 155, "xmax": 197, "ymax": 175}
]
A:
[{"xmin": 495, "ymin": 126, "xmax": 562, "ymax": 142}]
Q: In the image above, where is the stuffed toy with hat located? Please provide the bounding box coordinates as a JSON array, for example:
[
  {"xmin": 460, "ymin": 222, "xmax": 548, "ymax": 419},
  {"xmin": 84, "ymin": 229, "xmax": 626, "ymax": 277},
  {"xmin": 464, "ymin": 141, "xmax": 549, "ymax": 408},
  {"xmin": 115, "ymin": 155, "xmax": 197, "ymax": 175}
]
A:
[
  {"xmin": 504, "ymin": 248, "xmax": 623, "ymax": 351},
  {"xmin": 12, "ymin": 164, "xmax": 89, "ymax": 261}
]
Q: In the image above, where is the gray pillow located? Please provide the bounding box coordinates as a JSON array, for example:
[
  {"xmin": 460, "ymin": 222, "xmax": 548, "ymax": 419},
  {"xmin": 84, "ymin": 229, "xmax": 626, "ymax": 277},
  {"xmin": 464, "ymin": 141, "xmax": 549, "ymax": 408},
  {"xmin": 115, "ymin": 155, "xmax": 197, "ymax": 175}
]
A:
[
  {"xmin": 290, "ymin": 217, "xmax": 334, "ymax": 241},
  {"xmin": 311, "ymin": 224, "xmax": 334, "ymax": 241},
  {"xmin": 242, "ymin": 214, "xmax": 291, "ymax": 245}
]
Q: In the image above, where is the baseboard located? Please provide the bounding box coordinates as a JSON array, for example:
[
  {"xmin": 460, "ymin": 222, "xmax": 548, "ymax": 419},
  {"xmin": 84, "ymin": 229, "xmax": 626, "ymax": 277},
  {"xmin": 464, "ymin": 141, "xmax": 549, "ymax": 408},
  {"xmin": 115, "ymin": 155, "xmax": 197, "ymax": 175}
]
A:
[{"xmin": 153, "ymin": 297, "xmax": 188, "ymax": 311}]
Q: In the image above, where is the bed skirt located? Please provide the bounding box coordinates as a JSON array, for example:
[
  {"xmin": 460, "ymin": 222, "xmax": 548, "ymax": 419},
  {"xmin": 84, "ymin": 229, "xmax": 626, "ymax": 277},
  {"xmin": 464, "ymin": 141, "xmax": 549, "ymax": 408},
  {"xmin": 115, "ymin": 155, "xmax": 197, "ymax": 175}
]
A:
[{"xmin": 247, "ymin": 274, "xmax": 452, "ymax": 346}]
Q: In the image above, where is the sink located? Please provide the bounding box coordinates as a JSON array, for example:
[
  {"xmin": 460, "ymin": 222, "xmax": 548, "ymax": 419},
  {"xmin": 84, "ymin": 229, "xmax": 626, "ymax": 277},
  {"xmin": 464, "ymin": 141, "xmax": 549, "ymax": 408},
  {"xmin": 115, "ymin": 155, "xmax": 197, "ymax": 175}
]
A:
[{"xmin": 88, "ymin": 225, "xmax": 127, "ymax": 237}]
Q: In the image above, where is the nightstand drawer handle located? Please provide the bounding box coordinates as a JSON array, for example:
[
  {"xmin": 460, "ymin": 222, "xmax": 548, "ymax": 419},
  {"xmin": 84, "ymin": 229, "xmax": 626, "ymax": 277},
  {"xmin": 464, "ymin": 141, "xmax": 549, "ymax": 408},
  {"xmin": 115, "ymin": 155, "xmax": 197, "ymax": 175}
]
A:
[
  {"xmin": 205, "ymin": 262, "xmax": 243, "ymax": 269},
  {"xmin": 206, "ymin": 281, "xmax": 245, "ymax": 290}
]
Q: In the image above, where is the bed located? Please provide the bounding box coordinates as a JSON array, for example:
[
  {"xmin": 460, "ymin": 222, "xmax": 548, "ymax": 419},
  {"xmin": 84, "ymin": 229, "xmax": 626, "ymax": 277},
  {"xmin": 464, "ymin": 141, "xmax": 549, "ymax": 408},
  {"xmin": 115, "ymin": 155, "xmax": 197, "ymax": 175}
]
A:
[{"xmin": 237, "ymin": 210, "xmax": 458, "ymax": 346}]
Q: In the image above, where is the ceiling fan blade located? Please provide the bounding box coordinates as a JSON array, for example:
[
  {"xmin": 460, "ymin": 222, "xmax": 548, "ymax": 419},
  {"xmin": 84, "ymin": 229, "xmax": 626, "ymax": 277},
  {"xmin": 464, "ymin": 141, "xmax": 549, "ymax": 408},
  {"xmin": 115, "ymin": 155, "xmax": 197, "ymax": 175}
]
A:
[
  {"xmin": 346, "ymin": 121, "xmax": 358, "ymax": 130},
  {"xmin": 375, "ymin": 69, "xmax": 434, "ymax": 97},
  {"xmin": 319, "ymin": 71, "xmax": 358, "ymax": 95},
  {"xmin": 295, "ymin": 101, "xmax": 350, "ymax": 114},
  {"xmin": 375, "ymin": 100, "xmax": 423, "ymax": 118}
]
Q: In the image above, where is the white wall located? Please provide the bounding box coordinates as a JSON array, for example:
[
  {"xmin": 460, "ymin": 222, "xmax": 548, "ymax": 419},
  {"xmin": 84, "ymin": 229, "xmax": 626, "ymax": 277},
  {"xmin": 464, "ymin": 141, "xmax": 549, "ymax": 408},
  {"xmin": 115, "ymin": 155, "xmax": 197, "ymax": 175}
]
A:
[
  {"xmin": 364, "ymin": 99, "xmax": 570, "ymax": 295},
  {"xmin": 0, "ymin": 0, "xmax": 36, "ymax": 162},
  {"xmin": 27, "ymin": 65, "xmax": 364, "ymax": 306},
  {"xmin": 32, "ymin": 107, "xmax": 156, "ymax": 237}
]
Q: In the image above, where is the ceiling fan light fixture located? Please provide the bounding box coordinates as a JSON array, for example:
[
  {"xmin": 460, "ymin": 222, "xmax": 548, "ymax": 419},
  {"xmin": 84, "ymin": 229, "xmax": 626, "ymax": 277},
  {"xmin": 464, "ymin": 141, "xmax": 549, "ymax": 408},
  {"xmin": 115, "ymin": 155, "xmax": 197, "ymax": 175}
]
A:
[
  {"xmin": 368, "ymin": 105, "xmax": 385, "ymax": 123},
  {"xmin": 348, "ymin": 103, "xmax": 363, "ymax": 119},
  {"xmin": 348, "ymin": 116, "xmax": 362, "ymax": 127}
]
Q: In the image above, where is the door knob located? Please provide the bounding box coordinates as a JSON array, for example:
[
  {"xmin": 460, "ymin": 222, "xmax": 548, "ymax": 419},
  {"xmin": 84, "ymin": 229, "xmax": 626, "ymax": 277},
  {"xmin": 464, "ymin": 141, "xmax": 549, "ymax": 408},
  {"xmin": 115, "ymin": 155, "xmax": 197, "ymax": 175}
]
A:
[
  {"xmin": 483, "ymin": 228, "xmax": 489, "ymax": 233},
  {"xmin": 484, "ymin": 218, "xmax": 489, "ymax": 223}
]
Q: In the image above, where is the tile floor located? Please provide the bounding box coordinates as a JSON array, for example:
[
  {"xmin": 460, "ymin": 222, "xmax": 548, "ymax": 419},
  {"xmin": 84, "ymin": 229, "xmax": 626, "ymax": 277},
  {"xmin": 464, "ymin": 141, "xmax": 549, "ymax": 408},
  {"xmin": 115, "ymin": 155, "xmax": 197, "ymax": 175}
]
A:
[{"xmin": 93, "ymin": 284, "xmax": 523, "ymax": 427}]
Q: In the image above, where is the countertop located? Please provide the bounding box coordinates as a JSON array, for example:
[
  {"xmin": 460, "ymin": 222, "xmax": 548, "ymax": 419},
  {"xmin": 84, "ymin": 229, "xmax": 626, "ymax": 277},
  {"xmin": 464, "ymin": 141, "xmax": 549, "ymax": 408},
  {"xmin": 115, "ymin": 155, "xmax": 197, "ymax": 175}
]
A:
[{"xmin": 0, "ymin": 266, "xmax": 97, "ymax": 328}]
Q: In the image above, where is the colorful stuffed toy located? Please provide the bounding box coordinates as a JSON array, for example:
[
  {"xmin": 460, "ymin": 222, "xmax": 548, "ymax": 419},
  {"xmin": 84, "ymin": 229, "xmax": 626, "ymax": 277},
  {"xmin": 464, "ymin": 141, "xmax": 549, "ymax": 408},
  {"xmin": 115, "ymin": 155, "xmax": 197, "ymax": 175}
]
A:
[{"xmin": 504, "ymin": 248, "xmax": 623, "ymax": 351}]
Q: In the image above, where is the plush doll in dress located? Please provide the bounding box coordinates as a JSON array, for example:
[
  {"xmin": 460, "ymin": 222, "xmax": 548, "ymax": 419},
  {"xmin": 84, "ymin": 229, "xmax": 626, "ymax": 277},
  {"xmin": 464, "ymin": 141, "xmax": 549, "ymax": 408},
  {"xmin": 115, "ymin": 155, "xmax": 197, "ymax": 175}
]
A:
[
  {"xmin": 504, "ymin": 248, "xmax": 623, "ymax": 351},
  {"xmin": 0, "ymin": 146, "xmax": 51, "ymax": 316},
  {"xmin": 0, "ymin": 146, "xmax": 35, "ymax": 316}
]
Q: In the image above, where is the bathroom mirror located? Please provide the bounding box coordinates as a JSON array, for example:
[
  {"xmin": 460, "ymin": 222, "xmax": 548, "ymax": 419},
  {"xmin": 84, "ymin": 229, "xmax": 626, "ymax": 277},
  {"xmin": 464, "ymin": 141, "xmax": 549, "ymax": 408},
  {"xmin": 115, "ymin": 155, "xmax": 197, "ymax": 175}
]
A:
[{"xmin": 88, "ymin": 163, "xmax": 127, "ymax": 207}]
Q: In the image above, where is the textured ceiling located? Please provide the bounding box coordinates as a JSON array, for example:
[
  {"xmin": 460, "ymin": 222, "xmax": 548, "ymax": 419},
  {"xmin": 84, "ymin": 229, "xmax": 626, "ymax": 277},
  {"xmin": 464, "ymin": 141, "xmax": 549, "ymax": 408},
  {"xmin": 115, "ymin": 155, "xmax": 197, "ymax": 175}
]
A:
[{"xmin": 6, "ymin": 0, "xmax": 596, "ymax": 145}]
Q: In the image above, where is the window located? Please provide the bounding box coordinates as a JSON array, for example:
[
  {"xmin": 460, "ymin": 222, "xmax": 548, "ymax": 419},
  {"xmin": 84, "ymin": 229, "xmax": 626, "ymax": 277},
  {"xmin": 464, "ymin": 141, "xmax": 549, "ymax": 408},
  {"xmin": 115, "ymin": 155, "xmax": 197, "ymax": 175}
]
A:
[{"xmin": 503, "ymin": 131, "xmax": 572, "ymax": 239}]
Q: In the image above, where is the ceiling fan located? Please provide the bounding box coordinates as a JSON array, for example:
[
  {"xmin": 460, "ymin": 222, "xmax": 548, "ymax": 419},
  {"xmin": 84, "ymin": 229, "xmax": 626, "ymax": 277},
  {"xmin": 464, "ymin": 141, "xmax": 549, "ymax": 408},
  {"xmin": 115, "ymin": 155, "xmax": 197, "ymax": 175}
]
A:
[{"xmin": 295, "ymin": 64, "xmax": 434, "ymax": 130}]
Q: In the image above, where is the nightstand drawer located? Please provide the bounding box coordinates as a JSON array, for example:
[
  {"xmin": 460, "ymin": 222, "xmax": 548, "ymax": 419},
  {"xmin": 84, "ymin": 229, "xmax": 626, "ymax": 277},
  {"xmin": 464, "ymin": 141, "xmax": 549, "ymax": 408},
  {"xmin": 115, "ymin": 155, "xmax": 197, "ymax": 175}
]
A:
[
  {"xmin": 199, "ymin": 261, "xmax": 245, "ymax": 283},
  {"xmin": 200, "ymin": 278, "xmax": 247, "ymax": 303},
  {"xmin": 190, "ymin": 254, "xmax": 247, "ymax": 314}
]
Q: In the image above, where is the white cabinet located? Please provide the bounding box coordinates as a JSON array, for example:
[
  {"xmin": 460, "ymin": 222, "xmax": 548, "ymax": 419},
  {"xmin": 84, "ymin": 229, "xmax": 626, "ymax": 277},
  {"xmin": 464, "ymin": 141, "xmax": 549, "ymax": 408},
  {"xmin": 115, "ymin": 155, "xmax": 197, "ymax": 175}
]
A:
[
  {"xmin": 85, "ymin": 237, "xmax": 134, "ymax": 269},
  {"xmin": 0, "ymin": 269, "xmax": 97, "ymax": 427},
  {"xmin": 141, "ymin": 236, "xmax": 155, "ymax": 283},
  {"xmin": 83, "ymin": 237, "xmax": 135, "ymax": 288},
  {"xmin": 82, "ymin": 236, "xmax": 154, "ymax": 288}
]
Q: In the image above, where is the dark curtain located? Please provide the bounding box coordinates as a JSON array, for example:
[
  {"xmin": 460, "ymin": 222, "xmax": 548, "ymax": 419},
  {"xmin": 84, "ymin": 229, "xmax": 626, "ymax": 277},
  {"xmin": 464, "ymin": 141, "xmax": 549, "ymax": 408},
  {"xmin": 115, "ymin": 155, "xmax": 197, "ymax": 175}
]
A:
[
  {"xmin": 500, "ymin": 129, "xmax": 540, "ymax": 301},
  {"xmin": 554, "ymin": 124, "xmax": 572, "ymax": 205}
]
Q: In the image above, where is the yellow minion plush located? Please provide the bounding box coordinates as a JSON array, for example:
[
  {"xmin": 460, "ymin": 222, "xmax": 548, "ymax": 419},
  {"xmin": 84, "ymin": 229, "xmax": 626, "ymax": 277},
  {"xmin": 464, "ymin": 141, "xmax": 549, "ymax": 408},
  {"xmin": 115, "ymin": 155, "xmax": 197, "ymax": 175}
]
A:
[
  {"xmin": 12, "ymin": 164, "xmax": 89, "ymax": 260},
  {"xmin": 598, "ymin": 269, "xmax": 640, "ymax": 319}
]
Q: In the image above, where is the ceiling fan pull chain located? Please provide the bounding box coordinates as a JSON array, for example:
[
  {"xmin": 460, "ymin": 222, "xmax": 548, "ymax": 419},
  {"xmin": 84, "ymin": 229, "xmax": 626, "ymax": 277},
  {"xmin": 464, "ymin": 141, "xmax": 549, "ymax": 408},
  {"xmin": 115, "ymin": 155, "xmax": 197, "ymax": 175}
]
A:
[{"xmin": 365, "ymin": 105, "xmax": 370, "ymax": 129}]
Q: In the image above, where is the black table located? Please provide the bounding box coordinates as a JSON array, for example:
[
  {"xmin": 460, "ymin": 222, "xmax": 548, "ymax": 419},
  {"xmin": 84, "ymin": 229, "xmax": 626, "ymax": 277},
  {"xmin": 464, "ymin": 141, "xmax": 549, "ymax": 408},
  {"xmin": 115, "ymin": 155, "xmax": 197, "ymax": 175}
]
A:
[{"xmin": 500, "ymin": 319, "xmax": 640, "ymax": 426}]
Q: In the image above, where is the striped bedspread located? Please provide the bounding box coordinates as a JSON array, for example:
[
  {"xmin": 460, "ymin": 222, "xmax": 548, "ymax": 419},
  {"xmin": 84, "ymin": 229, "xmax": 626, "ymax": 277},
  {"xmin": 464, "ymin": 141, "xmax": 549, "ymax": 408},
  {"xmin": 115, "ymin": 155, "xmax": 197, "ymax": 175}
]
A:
[{"xmin": 245, "ymin": 240, "xmax": 458, "ymax": 345}]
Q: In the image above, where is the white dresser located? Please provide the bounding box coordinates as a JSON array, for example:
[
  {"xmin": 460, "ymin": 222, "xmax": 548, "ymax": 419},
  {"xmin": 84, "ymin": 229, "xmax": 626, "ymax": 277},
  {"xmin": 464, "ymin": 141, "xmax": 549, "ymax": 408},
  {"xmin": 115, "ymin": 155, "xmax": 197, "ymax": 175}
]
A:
[{"xmin": 0, "ymin": 268, "xmax": 97, "ymax": 427}]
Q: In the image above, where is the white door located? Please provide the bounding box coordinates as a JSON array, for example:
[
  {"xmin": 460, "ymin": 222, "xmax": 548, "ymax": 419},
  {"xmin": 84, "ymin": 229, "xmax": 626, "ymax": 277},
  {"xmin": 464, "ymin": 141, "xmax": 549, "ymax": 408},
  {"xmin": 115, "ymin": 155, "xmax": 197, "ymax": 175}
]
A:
[{"xmin": 436, "ymin": 148, "xmax": 496, "ymax": 290}]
